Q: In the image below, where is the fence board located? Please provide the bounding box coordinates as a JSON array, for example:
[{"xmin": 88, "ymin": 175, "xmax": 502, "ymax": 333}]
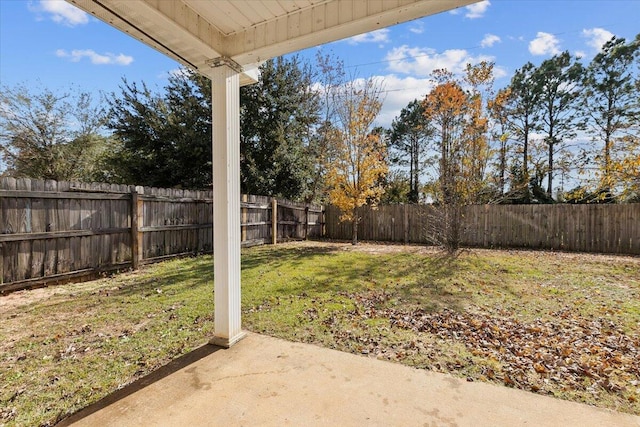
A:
[
  {"xmin": 1, "ymin": 179, "xmax": 322, "ymax": 291},
  {"xmin": 325, "ymin": 203, "xmax": 640, "ymax": 255},
  {"xmin": 16, "ymin": 179, "xmax": 32, "ymax": 281}
]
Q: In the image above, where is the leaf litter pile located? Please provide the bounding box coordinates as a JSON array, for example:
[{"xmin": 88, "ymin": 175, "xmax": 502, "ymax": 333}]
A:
[
  {"xmin": 386, "ymin": 302, "xmax": 639, "ymax": 395},
  {"xmin": 252, "ymin": 287, "xmax": 640, "ymax": 414}
]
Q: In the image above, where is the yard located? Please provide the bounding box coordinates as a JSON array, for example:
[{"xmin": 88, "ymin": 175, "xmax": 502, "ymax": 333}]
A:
[{"xmin": 1, "ymin": 241, "xmax": 639, "ymax": 426}]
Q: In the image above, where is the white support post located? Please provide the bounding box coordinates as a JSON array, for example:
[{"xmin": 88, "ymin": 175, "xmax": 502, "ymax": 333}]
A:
[{"xmin": 208, "ymin": 63, "xmax": 246, "ymax": 348}]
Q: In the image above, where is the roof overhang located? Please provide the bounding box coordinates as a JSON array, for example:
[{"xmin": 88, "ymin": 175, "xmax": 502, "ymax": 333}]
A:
[{"xmin": 68, "ymin": 0, "xmax": 477, "ymax": 85}]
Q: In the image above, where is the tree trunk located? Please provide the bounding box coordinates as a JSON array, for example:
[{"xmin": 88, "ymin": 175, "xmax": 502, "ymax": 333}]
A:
[
  {"xmin": 523, "ymin": 124, "xmax": 529, "ymax": 183},
  {"xmin": 523, "ymin": 122, "xmax": 531, "ymax": 203},
  {"xmin": 411, "ymin": 136, "xmax": 420, "ymax": 203},
  {"xmin": 547, "ymin": 137, "xmax": 554, "ymax": 197},
  {"xmin": 351, "ymin": 215, "xmax": 359, "ymax": 245},
  {"xmin": 444, "ymin": 203, "xmax": 461, "ymax": 254},
  {"xmin": 499, "ymin": 140, "xmax": 506, "ymax": 196},
  {"xmin": 604, "ymin": 133, "xmax": 612, "ymax": 190}
]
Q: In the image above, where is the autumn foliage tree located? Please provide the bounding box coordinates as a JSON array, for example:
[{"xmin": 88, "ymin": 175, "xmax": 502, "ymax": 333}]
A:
[
  {"xmin": 422, "ymin": 75, "xmax": 467, "ymax": 252},
  {"xmin": 462, "ymin": 62, "xmax": 494, "ymax": 200},
  {"xmin": 423, "ymin": 74, "xmax": 467, "ymax": 205},
  {"xmin": 610, "ymin": 135, "xmax": 640, "ymax": 201},
  {"xmin": 327, "ymin": 77, "xmax": 388, "ymax": 245},
  {"xmin": 385, "ymin": 34, "xmax": 640, "ymax": 206},
  {"xmin": 422, "ymin": 64, "xmax": 494, "ymax": 252}
]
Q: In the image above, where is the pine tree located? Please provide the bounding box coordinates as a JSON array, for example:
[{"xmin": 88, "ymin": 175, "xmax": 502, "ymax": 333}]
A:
[
  {"xmin": 534, "ymin": 51, "xmax": 584, "ymax": 198},
  {"xmin": 580, "ymin": 34, "xmax": 640, "ymax": 195},
  {"xmin": 388, "ymin": 100, "xmax": 432, "ymax": 203}
]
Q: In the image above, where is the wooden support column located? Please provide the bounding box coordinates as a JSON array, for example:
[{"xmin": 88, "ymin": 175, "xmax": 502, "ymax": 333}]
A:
[{"xmin": 208, "ymin": 62, "xmax": 245, "ymax": 348}]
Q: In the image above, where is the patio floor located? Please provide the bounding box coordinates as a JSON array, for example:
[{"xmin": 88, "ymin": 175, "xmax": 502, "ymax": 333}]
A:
[{"xmin": 61, "ymin": 332, "xmax": 639, "ymax": 427}]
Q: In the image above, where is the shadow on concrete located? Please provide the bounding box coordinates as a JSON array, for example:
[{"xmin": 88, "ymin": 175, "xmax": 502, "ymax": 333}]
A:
[{"xmin": 56, "ymin": 343, "xmax": 223, "ymax": 426}]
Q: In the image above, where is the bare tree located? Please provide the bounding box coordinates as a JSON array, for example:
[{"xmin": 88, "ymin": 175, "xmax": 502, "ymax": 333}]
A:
[{"xmin": 0, "ymin": 83, "xmax": 107, "ymax": 180}]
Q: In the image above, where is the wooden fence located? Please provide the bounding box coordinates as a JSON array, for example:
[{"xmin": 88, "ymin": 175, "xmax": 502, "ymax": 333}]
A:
[
  {"xmin": 325, "ymin": 203, "xmax": 640, "ymax": 255},
  {"xmin": 0, "ymin": 178, "xmax": 323, "ymax": 292}
]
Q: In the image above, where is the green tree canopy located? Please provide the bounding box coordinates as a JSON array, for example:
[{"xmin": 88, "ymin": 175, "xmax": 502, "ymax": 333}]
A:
[
  {"xmin": 240, "ymin": 56, "xmax": 320, "ymax": 200},
  {"xmin": 103, "ymin": 69, "xmax": 212, "ymax": 188}
]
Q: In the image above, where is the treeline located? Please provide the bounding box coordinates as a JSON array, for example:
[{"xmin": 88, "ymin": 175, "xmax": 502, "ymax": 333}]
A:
[
  {"xmin": 0, "ymin": 54, "xmax": 340, "ymax": 203},
  {"xmin": 387, "ymin": 35, "xmax": 640, "ymax": 205},
  {"xmin": 1, "ymin": 35, "xmax": 638, "ymax": 207}
]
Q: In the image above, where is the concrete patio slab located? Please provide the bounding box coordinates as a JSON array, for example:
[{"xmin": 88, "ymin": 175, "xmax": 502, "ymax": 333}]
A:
[{"xmin": 63, "ymin": 332, "xmax": 639, "ymax": 427}]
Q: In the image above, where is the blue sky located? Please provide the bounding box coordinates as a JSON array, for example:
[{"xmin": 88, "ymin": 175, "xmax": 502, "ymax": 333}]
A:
[{"xmin": 1, "ymin": 0, "xmax": 639, "ymax": 130}]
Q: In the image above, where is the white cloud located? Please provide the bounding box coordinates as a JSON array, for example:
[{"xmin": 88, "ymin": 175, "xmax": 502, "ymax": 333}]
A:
[
  {"xmin": 582, "ymin": 28, "xmax": 615, "ymax": 52},
  {"xmin": 465, "ymin": 1, "xmax": 491, "ymax": 19},
  {"xmin": 481, "ymin": 34, "xmax": 501, "ymax": 48},
  {"xmin": 56, "ymin": 49, "xmax": 134, "ymax": 65},
  {"xmin": 366, "ymin": 74, "xmax": 434, "ymax": 128},
  {"xmin": 347, "ymin": 29, "xmax": 390, "ymax": 46},
  {"xmin": 529, "ymin": 132, "xmax": 547, "ymax": 143},
  {"xmin": 29, "ymin": 0, "xmax": 89, "ymax": 26},
  {"xmin": 324, "ymin": 74, "xmax": 431, "ymax": 128},
  {"xmin": 528, "ymin": 32, "xmax": 561, "ymax": 56},
  {"xmin": 158, "ymin": 67, "xmax": 192, "ymax": 79},
  {"xmin": 493, "ymin": 65, "xmax": 508, "ymax": 80},
  {"xmin": 385, "ymin": 45, "xmax": 495, "ymax": 77},
  {"xmin": 371, "ymin": 45, "xmax": 509, "ymax": 125},
  {"xmin": 409, "ymin": 21, "xmax": 425, "ymax": 35}
]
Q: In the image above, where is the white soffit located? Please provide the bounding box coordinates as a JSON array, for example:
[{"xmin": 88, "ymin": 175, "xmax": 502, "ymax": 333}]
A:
[{"xmin": 68, "ymin": 0, "xmax": 478, "ymax": 84}]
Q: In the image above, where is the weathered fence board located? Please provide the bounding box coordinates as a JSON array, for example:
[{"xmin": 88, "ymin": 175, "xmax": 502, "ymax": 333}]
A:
[
  {"xmin": 325, "ymin": 203, "xmax": 640, "ymax": 255},
  {"xmin": 1, "ymin": 178, "xmax": 323, "ymax": 292}
]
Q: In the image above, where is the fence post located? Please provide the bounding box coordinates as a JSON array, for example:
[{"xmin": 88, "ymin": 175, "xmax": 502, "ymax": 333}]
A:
[
  {"xmin": 484, "ymin": 204, "xmax": 489, "ymax": 248},
  {"xmin": 304, "ymin": 206, "xmax": 309, "ymax": 240},
  {"xmin": 272, "ymin": 198, "xmax": 278, "ymax": 245},
  {"xmin": 403, "ymin": 203, "xmax": 409, "ymax": 244},
  {"xmin": 241, "ymin": 194, "xmax": 247, "ymax": 244},
  {"xmin": 130, "ymin": 189, "xmax": 144, "ymax": 269},
  {"xmin": 131, "ymin": 190, "xmax": 139, "ymax": 269}
]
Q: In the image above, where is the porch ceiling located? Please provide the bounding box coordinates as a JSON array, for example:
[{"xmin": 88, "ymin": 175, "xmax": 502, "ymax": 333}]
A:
[{"xmin": 68, "ymin": 0, "xmax": 477, "ymax": 84}]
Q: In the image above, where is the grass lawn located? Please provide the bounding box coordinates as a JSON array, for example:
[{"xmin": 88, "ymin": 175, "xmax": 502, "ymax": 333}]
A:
[{"xmin": 1, "ymin": 241, "xmax": 639, "ymax": 426}]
